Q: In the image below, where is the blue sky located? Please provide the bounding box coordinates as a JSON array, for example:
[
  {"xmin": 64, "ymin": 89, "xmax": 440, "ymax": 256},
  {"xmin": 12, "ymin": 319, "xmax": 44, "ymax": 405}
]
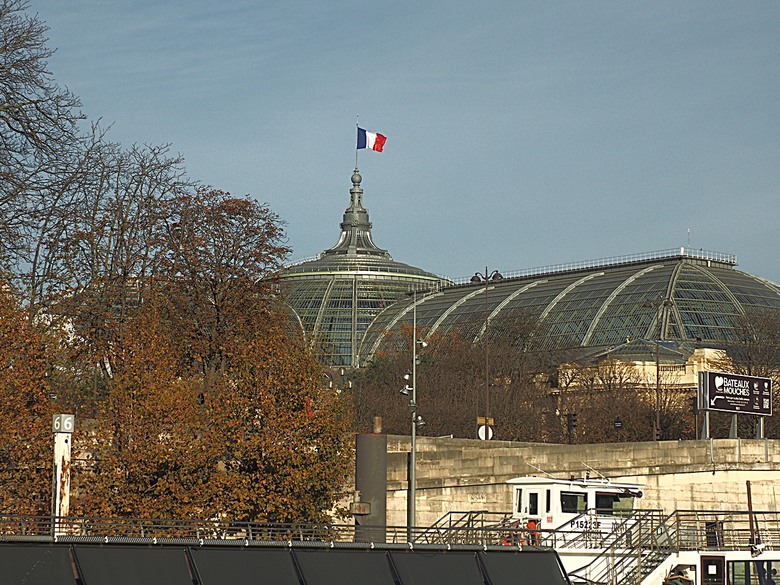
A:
[{"xmin": 33, "ymin": 1, "xmax": 780, "ymax": 283}]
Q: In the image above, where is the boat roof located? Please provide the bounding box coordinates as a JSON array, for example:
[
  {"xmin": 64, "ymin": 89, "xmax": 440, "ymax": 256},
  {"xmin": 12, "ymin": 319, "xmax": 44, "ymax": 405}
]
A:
[{"xmin": 506, "ymin": 475, "xmax": 644, "ymax": 492}]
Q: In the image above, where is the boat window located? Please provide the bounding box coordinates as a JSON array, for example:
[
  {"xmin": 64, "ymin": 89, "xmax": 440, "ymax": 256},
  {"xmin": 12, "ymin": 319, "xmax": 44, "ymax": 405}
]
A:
[
  {"xmin": 595, "ymin": 493, "xmax": 618, "ymax": 514},
  {"xmin": 728, "ymin": 560, "xmax": 777, "ymax": 585},
  {"xmin": 545, "ymin": 489, "xmax": 551, "ymax": 514},
  {"xmin": 560, "ymin": 492, "xmax": 587, "ymax": 514},
  {"xmin": 515, "ymin": 489, "xmax": 522, "ymax": 514},
  {"xmin": 529, "ymin": 492, "xmax": 539, "ymax": 515},
  {"xmin": 614, "ymin": 494, "xmax": 634, "ymax": 515},
  {"xmin": 595, "ymin": 492, "xmax": 634, "ymax": 516}
]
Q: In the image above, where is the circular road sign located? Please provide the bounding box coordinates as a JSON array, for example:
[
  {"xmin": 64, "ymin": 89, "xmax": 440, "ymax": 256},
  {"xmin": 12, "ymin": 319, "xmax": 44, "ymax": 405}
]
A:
[{"xmin": 478, "ymin": 425, "xmax": 494, "ymax": 440}]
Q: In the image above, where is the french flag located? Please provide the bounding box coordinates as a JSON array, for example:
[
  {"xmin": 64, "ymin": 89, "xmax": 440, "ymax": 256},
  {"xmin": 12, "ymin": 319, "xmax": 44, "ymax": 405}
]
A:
[{"xmin": 357, "ymin": 127, "xmax": 387, "ymax": 152}]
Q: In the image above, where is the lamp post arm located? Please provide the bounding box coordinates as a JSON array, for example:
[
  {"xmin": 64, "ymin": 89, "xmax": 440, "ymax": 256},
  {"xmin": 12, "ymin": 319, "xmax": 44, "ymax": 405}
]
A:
[{"xmin": 408, "ymin": 290, "xmax": 417, "ymax": 538}]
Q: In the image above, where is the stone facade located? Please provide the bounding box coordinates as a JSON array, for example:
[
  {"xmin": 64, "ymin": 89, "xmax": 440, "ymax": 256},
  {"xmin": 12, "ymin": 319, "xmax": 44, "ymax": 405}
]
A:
[{"xmin": 376, "ymin": 435, "xmax": 780, "ymax": 528}]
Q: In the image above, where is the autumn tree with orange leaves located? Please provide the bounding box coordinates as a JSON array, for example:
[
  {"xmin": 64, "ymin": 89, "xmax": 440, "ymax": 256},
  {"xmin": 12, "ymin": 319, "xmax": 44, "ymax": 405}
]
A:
[
  {"xmin": 74, "ymin": 299, "xmax": 352, "ymax": 523},
  {"xmin": 159, "ymin": 188, "xmax": 290, "ymax": 380},
  {"xmin": 70, "ymin": 189, "xmax": 352, "ymax": 523},
  {"xmin": 204, "ymin": 312, "xmax": 352, "ymax": 523},
  {"xmin": 0, "ymin": 0, "xmax": 352, "ymax": 522},
  {"xmin": 73, "ymin": 302, "xmax": 222, "ymax": 520},
  {"xmin": 0, "ymin": 282, "xmax": 54, "ymax": 514}
]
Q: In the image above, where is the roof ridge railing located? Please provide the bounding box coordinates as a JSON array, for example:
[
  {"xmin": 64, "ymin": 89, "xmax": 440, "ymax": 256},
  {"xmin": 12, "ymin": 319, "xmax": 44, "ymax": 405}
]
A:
[
  {"xmin": 280, "ymin": 256, "xmax": 450, "ymax": 281},
  {"xmin": 448, "ymin": 247, "xmax": 737, "ymax": 285}
]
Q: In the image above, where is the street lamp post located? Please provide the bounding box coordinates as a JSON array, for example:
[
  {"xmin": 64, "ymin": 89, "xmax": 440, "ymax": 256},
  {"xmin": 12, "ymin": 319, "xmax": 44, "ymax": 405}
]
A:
[
  {"xmin": 471, "ymin": 267, "xmax": 502, "ymax": 439},
  {"xmin": 655, "ymin": 335, "xmax": 660, "ymax": 440},
  {"xmin": 644, "ymin": 297, "xmax": 672, "ymax": 441},
  {"xmin": 400, "ymin": 289, "xmax": 427, "ymax": 540}
]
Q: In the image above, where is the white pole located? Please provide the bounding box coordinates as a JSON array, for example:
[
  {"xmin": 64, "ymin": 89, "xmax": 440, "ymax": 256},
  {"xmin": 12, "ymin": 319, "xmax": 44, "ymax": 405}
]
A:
[{"xmin": 52, "ymin": 414, "xmax": 74, "ymax": 536}]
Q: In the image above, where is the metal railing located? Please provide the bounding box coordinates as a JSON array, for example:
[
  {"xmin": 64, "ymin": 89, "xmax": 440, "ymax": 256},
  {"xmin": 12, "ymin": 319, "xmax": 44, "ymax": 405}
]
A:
[
  {"xmin": 3, "ymin": 508, "xmax": 779, "ymax": 583},
  {"xmin": 448, "ymin": 247, "xmax": 738, "ymax": 285},
  {"xmin": 566, "ymin": 510, "xmax": 674, "ymax": 585},
  {"xmin": 0, "ymin": 515, "xmax": 357, "ymax": 543},
  {"xmin": 565, "ymin": 509, "xmax": 780, "ymax": 585},
  {"xmin": 415, "ymin": 510, "xmax": 514, "ymax": 545},
  {"xmin": 394, "ymin": 508, "xmax": 780, "ymax": 585},
  {"xmin": 284, "ymin": 247, "xmax": 740, "ymax": 294},
  {"xmin": 0, "ymin": 514, "xmax": 519, "ymax": 546}
]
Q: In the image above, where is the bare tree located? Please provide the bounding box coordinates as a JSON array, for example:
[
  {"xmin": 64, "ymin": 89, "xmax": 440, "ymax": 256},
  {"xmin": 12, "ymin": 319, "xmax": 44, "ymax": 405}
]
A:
[
  {"xmin": 556, "ymin": 356, "xmax": 700, "ymax": 443},
  {"xmin": 556, "ymin": 360, "xmax": 647, "ymax": 443},
  {"xmin": 352, "ymin": 312, "xmax": 562, "ymax": 441},
  {"xmin": 724, "ymin": 309, "xmax": 780, "ymax": 379},
  {"xmin": 0, "ymin": 0, "xmax": 84, "ymax": 271},
  {"xmin": 713, "ymin": 309, "xmax": 780, "ymax": 438}
]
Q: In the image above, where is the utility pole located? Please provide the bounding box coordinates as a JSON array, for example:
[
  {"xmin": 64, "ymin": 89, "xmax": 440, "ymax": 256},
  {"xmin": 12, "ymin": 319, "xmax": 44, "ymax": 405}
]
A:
[
  {"xmin": 644, "ymin": 297, "xmax": 672, "ymax": 441},
  {"xmin": 471, "ymin": 267, "xmax": 502, "ymax": 440}
]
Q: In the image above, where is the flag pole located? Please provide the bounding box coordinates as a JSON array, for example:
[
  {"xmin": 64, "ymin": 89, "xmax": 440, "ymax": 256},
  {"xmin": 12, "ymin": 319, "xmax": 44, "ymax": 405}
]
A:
[{"xmin": 355, "ymin": 115, "xmax": 359, "ymax": 168}]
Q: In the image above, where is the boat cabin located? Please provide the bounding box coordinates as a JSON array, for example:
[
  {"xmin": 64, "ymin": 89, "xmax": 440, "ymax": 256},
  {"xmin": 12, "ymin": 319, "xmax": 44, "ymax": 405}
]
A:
[{"xmin": 507, "ymin": 475, "xmax": 643, "ymax": 533}]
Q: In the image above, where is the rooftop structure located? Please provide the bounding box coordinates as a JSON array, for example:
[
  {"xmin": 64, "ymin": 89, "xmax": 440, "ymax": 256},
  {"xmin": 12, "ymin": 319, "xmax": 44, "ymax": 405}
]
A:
[
  {"xmin": 274, "ymin": 167, "xmax": 780, "ymax": 368},
  {"xmin": 276, "ymin": 168, "xmax": 447, "ymax": 367},
  {"xmin": 360, "ymin": 247, "xmax": 780, "ymax": 364}
]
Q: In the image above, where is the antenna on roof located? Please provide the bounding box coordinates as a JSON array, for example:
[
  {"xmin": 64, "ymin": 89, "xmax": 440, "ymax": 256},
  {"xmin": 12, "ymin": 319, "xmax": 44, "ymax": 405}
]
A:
[
  {"xmin": 526, "ymin": 463, "xmax": 555, "ymax": 478},
  {"xmin": 581, "ymin": 463, "xmax": 609, "ymax": 482}
]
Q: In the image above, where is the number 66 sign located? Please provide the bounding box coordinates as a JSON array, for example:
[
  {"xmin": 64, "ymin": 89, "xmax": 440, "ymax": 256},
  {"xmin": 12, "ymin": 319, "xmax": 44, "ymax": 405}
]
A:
[{"xmin": 52, "ymin": 414, "xmax": 75, "ymax": 434}]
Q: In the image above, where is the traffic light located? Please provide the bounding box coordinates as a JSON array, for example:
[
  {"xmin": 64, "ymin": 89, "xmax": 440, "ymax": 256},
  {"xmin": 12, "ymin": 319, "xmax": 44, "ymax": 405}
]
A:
[{"xmin": 566, "ymin": 413, "xmax": 578, "ymax": 444}]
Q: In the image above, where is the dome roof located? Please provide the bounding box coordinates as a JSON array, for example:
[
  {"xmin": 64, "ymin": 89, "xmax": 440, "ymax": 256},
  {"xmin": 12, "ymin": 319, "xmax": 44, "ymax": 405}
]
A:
[
  {"xmin": 277, "ymin": 168, "xmax": 447, "ymax": 367},
  {"xmin": 360, "ymin": 248, "xmax": 780, "ymax": 363}
]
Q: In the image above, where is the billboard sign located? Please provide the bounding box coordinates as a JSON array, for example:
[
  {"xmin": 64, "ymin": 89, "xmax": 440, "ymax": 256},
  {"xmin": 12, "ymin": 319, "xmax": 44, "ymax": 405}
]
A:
[{"xmin": 699, "ymin": 371, "xmax": 772, "ymax": 416}]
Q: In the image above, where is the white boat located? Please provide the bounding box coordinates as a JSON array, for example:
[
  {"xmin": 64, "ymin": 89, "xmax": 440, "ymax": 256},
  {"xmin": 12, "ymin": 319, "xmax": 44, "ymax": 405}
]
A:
[
  {"xmin": 507, "ymin": 474, "xmax": 643, "ymax": 543},
  {"xmin": 418, "ymin": 474, "xmax": 780, "ymax": 584},
  {"xmin": 502, "ymin": 474, "xmax": 780, "ymax": 585}
]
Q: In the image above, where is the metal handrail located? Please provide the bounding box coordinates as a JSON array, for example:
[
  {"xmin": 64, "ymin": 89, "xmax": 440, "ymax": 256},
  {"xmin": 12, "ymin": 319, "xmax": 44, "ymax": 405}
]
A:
[
  {"xmin": 567, "ymin": 509, "xmax": 780, "ymax": 585},
  {"xmin": 3, "ymin": 508, "xmax": 779, "ymax": 569},
  {"xmin": 0, "ymin": 514, "xmax": 517, "ymax": 546},
  {"xmin": 448, "ymin": 247, "xmax": 737, "ymax": 285},
  {"xmin": 286, "ymin": 247, "xmax": 739, "ymax": 286},
  {"xmin": 568, "ymin": 510, "xmax": 673, "ymax": 585},
  {"xmin": 0, "ymin": 515, "xmax": 357, "ymax": 542},
  {"xmin": 416, "ymin": 511, "xmax": 515, "ymax": 545},
  {"xmin": 546, "ymin": 509, "xmax": 663, "ymax": 550}
]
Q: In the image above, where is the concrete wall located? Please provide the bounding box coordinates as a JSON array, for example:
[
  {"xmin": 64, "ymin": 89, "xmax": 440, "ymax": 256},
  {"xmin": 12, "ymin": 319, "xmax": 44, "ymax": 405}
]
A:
[{"xmin": 378, "ymin": 436, "xmax": 780, "ymax": 528}]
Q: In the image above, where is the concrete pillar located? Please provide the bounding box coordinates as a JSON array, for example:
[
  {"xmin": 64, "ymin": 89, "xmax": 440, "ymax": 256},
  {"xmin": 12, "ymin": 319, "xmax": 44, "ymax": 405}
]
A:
[{"xmin": 354, "ymin": 419, "xmax": 387, "ymax": 543}]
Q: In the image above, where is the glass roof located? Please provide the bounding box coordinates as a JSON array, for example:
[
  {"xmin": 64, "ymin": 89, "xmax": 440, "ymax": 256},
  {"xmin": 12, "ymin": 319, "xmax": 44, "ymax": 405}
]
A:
[
  {"xmin": 274, "ymin": 166, "xmax": 780, "ymax": 368},
  {"xmin": 279, "ymin": 274, "xmax": 441, "ymax": 366},
  {"xmin": 359, "ymin": 250, "xmax": 780, "ymax": 365},
  {"xmin": 277, "ymin": 167, "xmax": 447, "ymax": 366}
]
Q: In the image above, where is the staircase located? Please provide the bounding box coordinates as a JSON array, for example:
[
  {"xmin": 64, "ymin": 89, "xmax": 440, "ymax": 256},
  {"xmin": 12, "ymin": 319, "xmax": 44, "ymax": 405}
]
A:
[
  {"xmin": 567, "ymin": 510, "xmax": 676, "ymax": 585},
  {"xmin": 418, "ymin": 509, "xmax": 780, "ymax": 585},
  {"xmin": 414, "ymin": 510, "xmax": 512, "ymax": 545}
]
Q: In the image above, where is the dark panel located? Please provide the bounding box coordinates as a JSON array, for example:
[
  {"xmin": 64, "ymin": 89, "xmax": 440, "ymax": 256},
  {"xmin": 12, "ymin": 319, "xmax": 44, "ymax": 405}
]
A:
[
  {"xmin": 389, "ymin": 550, "xmax": 484, "ymax": 585},
  {"xmin": 479, "ymin": 550, "xmax": 570, "ymax": 585},
  {"xmin": 73, "ymin": 545, "xmax": 192, "ymax": 585},
  {"xmin": 355, "ymin": 433, "xmax": 388, "ymax": 543},
  {"xmin": 295, "ymin": 549, "xmax": 396, "ymax": 585},
  {"xmin": 0, "ymin": 544, "xmax": 76, "ymax": 585},
  {"xmin": 189, "ymin": 547, "xmax": 300, "ymax": 585}
]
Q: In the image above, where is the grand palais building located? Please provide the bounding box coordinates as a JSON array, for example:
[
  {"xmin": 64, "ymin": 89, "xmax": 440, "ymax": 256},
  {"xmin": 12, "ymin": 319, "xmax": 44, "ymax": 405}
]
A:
[{"xmin": 276, "ymin": 169, "xmax": 780, "ymax": 378}]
